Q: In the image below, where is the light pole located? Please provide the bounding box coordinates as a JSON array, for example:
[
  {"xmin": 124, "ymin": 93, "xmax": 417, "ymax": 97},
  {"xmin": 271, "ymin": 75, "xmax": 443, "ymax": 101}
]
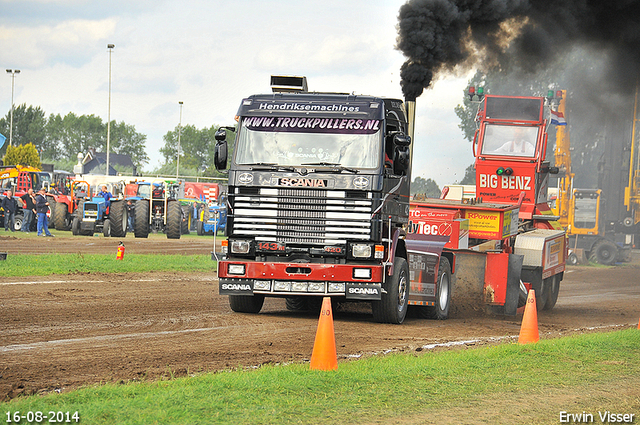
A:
[
  {"xmin": 6, "ymin": 69, "xmax": 20, "ymax": 147},
  {"xmin": 106, "ymin": 44, "xmax": 114, "ymax": 175},
  {"xmin": 177, "ymin": 101, "xmax": 183, "ymax": 178}
]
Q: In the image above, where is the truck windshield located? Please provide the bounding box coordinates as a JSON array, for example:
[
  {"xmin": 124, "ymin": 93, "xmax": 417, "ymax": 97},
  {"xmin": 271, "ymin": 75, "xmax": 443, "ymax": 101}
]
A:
[
  {"xmin": 234, "ymin": 117, "xmax": 382, "ymax": 169},
  {"xmin": 480, "ymin": 124, "xmax": 538, "ymax": 157}
]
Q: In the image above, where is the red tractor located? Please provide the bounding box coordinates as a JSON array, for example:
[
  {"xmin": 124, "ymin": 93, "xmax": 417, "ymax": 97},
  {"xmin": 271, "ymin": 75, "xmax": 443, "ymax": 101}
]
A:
[{"xmin": 51, "ymin": 178, "xmax": 91, "ymax": 231}]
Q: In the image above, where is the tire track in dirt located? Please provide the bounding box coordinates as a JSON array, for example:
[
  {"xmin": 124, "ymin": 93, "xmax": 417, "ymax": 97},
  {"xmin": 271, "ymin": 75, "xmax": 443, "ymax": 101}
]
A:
[{"xmin": 1, "ymin": 236, "xmax": 639, "ymax": 400}]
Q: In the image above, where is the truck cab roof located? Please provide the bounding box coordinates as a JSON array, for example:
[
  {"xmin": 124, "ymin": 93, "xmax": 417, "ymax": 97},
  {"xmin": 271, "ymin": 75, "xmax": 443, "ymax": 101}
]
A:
[{"xmin": 237, "ymin": 93, "xmax": 406, "ymax": 122}]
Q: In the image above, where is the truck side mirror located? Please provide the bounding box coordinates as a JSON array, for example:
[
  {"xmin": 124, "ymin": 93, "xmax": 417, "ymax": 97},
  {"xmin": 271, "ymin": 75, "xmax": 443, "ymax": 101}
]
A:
[
  {"xmin": 215, "ymin": 140, "xmax": 228, "ymax": 171},
  {"xmin": 393, "ymin": 133, "xmax": 411, "ymax": 147},
  {"xmin": 215, "ymin": 128, "xmax": 227, "ymax": 142},
  {"xmin": 394, "ymin": 146, "xmax": 410, "ymax": 174},
  {"xmin": 214, "ymin": 127, "xmax": 235, "ymax": 171}
]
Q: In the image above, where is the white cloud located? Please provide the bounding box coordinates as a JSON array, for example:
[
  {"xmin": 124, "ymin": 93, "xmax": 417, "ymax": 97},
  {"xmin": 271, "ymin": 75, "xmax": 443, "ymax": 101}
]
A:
[
  {"xmin": 0, "ymin": 0, "xmax": 473, "ymax": 179},
  {"xmin": 0, "ymin": 18, "xmax": 118, "ymax": 71}
]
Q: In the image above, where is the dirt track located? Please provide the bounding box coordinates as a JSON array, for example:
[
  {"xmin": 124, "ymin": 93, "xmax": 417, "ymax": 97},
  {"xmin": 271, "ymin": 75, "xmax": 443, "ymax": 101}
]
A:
[{"xmin": 1, "ymin": 234, "xmax": 639, "ymax": 400}]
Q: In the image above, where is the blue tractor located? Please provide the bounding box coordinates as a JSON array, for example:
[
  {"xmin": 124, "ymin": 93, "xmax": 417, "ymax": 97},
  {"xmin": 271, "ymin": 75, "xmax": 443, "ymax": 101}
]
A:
[
  {"xmin": 72, "ymin": 182, "xmax": 128, "ymax": 237},
  {"xmin": 196, "ymin": 193, "xmax": 227, "ymax": 235}
]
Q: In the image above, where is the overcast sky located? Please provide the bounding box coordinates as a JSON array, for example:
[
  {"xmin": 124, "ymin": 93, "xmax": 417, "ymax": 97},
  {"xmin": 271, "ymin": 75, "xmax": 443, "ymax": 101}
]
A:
[{"xmin": 0, "ymin": 0, "xmax": 475, "ymax": 187}]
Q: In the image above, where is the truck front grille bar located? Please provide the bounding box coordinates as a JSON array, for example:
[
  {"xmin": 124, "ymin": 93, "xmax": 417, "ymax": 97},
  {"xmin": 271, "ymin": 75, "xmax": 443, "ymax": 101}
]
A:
[{"xmin": 232, "ymin": 188, "xmax": 373, "ymax": 244}]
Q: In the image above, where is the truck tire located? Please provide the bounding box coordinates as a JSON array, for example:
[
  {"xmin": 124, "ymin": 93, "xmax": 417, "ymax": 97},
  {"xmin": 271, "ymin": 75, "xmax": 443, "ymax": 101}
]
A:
[
  {"xmin": 422, "ymin": 257, "xmax": 452, "ymax": 320},
  {"xmin": 166, "ymin": 201, "xmax": 182, "ymax": 239},
  {"xmin": 285, "ymin": 297, "xmax": 309, "ymax": 311},
  {"xmin": 102, "ymin": 219, "xmax": 111, "ymax": 237},
  {"xmin": 544, "ymin": 274, "xmax": 560, "ymax": 310},
  {"xmin": 590, "ymin": 239, "xmax": 617, "ymax": 265},
  {"xmin": 229, "ymin": 294, "xmax": 265, "ymax": 313},
  {"xmin": 372, "ymin": 256, "xmax": 409, "ymax": 324},
  {"xmin": 108, "ymin": 200, "xmax": 128, "ymax": 237},
  {"xmin": 134, "ymin": 200, "xmax": 150, "ymax": 238},
  {"xmin": 196, "ymin": 220, "xmax": 204, "ymax": 236},
  {"xmin": 567, "ymin": 252, "xmax": 578, "ymax": 266},
  {"xmin": 53, "ymin": 202, "xmax": 70, "ymax": 231},
  {"xmin": 518, "ymin": 280, "xmax": 528, "ymax": 308},
  {"xmin": 533, "ymin": 276, "xmax": 548, "ymax": 311},
  {"xmin": 72, "ymin": 217, "xmax": 80, "ymax": 235}
]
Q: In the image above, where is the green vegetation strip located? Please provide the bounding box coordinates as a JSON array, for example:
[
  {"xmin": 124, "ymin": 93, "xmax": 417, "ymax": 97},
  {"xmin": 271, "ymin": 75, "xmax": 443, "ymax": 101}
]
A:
[
  {"xmin": 0, "ymin": 253, "xmax": 216, "ymax": 277},
  {"xmin": 2, "ymin": 329, "xmax": 639, "ymax": 424}
]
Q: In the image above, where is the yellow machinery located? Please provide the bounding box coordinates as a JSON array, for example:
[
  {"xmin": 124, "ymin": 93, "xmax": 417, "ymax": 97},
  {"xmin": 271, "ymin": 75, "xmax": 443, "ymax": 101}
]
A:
[
  {"xmin": 624, "ymin": 84, "xmax": 640, "ymax": 229},
  {"xmin": 552, "ymin": 91, "xmax": 631, "ymax": 265}
]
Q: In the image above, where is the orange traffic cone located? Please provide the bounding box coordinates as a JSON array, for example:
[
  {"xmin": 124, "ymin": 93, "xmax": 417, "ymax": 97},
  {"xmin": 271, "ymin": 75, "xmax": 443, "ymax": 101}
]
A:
[
  {"xmin": 637, "ymin": 315, "xmax": 640, "ymax": 330},
  {"xmin": 310, "ymin": 297, "xmax": 338, "ymax": 371},
  {"xmin": 518, "ymin": 289, "xmax": 540, "ymax": 344}
]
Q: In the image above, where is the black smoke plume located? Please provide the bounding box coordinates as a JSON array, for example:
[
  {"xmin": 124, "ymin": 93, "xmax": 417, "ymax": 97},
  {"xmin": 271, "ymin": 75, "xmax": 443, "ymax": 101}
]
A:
[{"xmin": 397, "ymin": 0, "xmax": 640, "ymax": 100}]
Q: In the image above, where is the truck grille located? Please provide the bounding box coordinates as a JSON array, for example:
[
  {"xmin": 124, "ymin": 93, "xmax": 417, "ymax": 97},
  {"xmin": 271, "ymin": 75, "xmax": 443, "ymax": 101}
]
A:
[{"xmin": 231, "ymin": 187, "xmax": 373, "ymax": 244}]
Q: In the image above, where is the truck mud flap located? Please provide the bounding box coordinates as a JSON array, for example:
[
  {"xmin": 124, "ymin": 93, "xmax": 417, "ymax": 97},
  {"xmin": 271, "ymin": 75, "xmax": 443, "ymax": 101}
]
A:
[
  {"xmin": 449, "ymin": 250, "xmax": 486, "ymax": 315},
  {"xmin": 487, "ymin": 254, "xmax": 523, "ymax": 316},
  {"xmin": 345, "ymin": 283, "xmax": 382, "ymax": 300},
  {"xmin": 450, "ymin": 251, "xmax": 523, "ymax": 316}
]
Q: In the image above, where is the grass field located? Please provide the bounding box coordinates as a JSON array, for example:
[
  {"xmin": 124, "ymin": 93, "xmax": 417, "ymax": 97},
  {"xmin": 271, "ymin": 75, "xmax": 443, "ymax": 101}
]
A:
[
  {"xmin": 0, "ymin": 253, "xmax": 216, "ymax": 276},
  {"xmin": 1, "ymin": 328, "xmax": 638, "ymax": 424}
]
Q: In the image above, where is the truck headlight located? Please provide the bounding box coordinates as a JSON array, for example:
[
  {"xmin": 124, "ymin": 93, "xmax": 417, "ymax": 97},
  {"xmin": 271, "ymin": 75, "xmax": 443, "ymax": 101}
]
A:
[
  {"xmin": 308, "ymin": 282, "xmax": 325, "ymax": 292},
  {"xmin": 328, "ymin": 282, "xmax": 346, "ymax": 292},
  {"xmin": 291, "ymin": 282, "xmax": 308, "ymax": 292},
  {"xmin": 274, "ymin": 281, "xmax": 292, "ymax": 292},
  {"xmin": 353, "ymin": 268, "xmax": 372, "ymax": 279},
  {"xmin": 351, "ymin": 244, "xmax": 372, "ymax": 258},
  {"xmin": 230, "ymin": 239, "xmax": 251, "ymax": 254},
  {"xmin": 254, "ymin": 280, "xmax": 271, "ymax": 291},
  {"xmin": 227, "ymin": 264, "xmax": 246, "ymax": 275}
]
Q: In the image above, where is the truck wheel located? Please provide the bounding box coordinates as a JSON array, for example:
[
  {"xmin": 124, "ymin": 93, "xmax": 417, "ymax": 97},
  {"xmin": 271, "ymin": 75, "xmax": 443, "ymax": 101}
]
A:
[
  {"xmin": 372, "ymin": 256, "xmax": 409, "ymax": 324},
  {"xmin": 103, "ymin": 219, "xmax": 111, "ymax": 237},
  {"xmin": 285, "ymin": 297, "xmax": 308, "ymax": 311},
  {"xmin": 518, "ymin": 280, "xmax": 528, "ymax": 308},
  {"xmin": 229, "ymin": 294, "xmax": 265, "ymax": 313},
  {"xmin": 196, "ymin": 220, "xmax": 204, "ymax": 236},
  {"xmin": 72, "ymin": 217, "xmax": 80, "ymax": 235},
  {"xmin": 544, "ymin": 275, "xmax": 560, "ymax": 310},
  {"xmin": 567, "ymin": 252, "xmax": 578, "ymax": 266},
  {"xmin": 108, "ymin": 200, "xmax": 127, "ymax": 237},
  {"xmin": 166, "ymin": 201, "xmax": 182, "ymax": 239},
  {"xmin": 134, "ymin": 200, "xmax": 150, "ymax": 238},
  {"xmin": 590, "ymin": 239, "xmax": 617, "ymax": 265},
  {"xmin": 533, "ymin": 277, "xmax": 548, "ymax": 311},
  {"xmin": 53, "ymin": 202, "xmax": 70, "ymax": 230},
  {"xmin": 423, "ymin": 257, "xmax": 452, "ymax": 320}
]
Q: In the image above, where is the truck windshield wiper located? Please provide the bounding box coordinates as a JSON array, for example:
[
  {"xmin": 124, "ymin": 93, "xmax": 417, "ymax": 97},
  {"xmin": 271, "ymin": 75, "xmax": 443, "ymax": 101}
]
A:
[
  {"xmin": 246, "ymin": 163, "xmax": 296, "ymax": 172},
  {"xmin": 301, "ymin": 162, "xmax": 359, "ymax": 174}
]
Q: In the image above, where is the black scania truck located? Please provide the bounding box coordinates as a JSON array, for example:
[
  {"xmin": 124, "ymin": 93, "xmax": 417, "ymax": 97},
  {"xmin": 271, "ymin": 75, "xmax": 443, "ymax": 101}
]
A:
[{"xmin": 214, "ymin": 76, "xmax": 416, "ymax": 324}]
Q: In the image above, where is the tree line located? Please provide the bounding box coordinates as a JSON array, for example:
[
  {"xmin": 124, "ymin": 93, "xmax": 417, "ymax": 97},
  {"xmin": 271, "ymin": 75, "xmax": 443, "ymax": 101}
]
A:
[
  {"xmin": 156, "ymin": 124, "xmax": 235, "ymax": 178},
  {"xmin": 0, "ymin": 104, "xmax": 234, "ymax": 177}
]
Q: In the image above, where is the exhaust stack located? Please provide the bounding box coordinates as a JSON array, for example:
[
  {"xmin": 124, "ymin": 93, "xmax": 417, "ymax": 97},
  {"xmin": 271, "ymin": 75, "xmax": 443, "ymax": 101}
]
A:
[{"xmin": 405, "ymin": 99, "xmax": 416, "ymax": 180}]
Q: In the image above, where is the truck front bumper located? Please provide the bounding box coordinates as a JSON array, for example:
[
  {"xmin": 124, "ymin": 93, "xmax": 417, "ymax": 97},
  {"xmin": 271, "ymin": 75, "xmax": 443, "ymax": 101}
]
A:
[{"xmin": 218, "ymin": 260, "xmax": 384, "ymax": 300}]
